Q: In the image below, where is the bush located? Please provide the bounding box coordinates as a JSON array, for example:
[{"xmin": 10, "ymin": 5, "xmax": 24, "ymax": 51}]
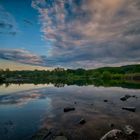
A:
[{"xmin": 102, "ymin": 71, "xmax": 111, "ymax": 79}]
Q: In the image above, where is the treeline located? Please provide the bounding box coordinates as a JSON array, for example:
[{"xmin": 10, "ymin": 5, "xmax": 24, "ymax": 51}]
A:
[{"xmin": 0, "ymin": 64, "xmax": 140, "ymax": 84}]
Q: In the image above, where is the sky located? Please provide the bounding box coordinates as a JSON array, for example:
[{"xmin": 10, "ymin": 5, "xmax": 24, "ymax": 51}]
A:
[
  {"xmin": 0, "ymin": 59, "xmax": 52, "ymax": 70},
  {"xmin": 0, "ymin": 0, "xmax": 140, "ymax": 69}
]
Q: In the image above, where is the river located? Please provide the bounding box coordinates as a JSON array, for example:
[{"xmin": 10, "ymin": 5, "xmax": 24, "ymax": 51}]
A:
[{"xmin": 0, "ymin": 84, "xmax": 140, "ymax": 140}]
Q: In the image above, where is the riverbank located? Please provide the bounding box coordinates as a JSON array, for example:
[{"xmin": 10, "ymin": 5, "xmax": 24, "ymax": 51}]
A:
[{"xmin": 0, "ymin": 64, "xmax": 140, "ymax": 89}]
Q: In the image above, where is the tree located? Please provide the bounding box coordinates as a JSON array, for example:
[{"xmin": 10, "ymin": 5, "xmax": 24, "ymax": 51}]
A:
[
  {"xmin": 92, "ymin": 71, "xmax": 100, "ymax": 78},
  {"xmin": 102, "ymin": 71, "xmax": 111, "ymax": 79}
]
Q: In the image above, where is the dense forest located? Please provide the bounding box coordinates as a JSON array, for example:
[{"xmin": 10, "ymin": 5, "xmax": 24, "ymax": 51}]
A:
[{"xmin": 0, "ymin": 64, "xmax": 140, "ymax": 88}]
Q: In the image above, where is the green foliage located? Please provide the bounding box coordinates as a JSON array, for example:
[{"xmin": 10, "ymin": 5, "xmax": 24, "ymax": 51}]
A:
[
  {"xmin": 0, "ymin": 64, "xmax": 139, "ymax": 88},
  {"xmin": 92, "ymin": 71, "xmax": 101, "ymax": 78},
  {"xmin": 93, "ymin": 64, "xmax": 140, "ymax": 74},
  {"xmin": 102, "ymin": 71, "xmax": 111, "ymax": 79}
]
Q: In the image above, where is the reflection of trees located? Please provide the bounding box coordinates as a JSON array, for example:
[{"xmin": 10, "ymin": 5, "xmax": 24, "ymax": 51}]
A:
[
  {"xmin": 5, "ymin": 83, "xmax": 11, "ymax": 88},
  {"xmin": 0, "ymin": 83, "xmax": 12, "ymax": 88},
  {"xmin": 0, "ymin": 79, "xmax": 140, "ymax": 89},
  {"xmin": 54, "ymin": 83, "xmax": 65, "ymax": 87}
]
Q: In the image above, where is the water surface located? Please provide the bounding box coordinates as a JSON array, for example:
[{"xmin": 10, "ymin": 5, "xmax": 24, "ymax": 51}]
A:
[{"xmin": 0, "ymin": 84, "xmax": 140, "ymax": 140}]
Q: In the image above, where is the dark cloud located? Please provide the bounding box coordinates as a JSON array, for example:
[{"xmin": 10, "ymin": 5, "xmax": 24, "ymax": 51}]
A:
[
  {"xmin": 30, "ymin": 0, "xmax": 140, "ymax": 68},
  {"xmin": 0, "ymin": 49, "xmax": 44, "ymax": 66},
  {"xmin": 0, "ymin": 1, "xmax": 140, "ymax": 68}
]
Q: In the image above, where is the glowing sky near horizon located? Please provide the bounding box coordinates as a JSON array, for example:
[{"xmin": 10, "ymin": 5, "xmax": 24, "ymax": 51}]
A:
[{"xmin": 0, "ymin": 0, "xmax": 140, "ymax": 69}]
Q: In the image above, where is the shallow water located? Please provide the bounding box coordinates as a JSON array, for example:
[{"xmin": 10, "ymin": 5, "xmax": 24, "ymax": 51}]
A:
[{"xmin": 0, "ymin": 84, "xmax": 140, "ymax": 140}]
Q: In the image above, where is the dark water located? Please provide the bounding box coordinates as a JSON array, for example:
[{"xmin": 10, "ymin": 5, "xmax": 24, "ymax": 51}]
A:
[{"xmin": 0, "ymin": 84, "xmax": 140, "ymax": 140}]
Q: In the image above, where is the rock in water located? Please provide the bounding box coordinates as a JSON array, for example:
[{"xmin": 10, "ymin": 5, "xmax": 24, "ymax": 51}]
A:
[
  {"xmin": 100, "ymin": 129, "xmax": 123, "ymax": 140},
  {"xmin": 120, "ymin": 95, "xmax": 131, "ymax": 101},
  {"xmin": 120, "ymin": 97, "xmax": 128, "ymax": 101},
  {"xmin": 122, "ymin": 107, "xmax": 136, "ymax": 112},
  {"xmin": 63, "ymin": 107, "xmax": 75, "ymax": 112},
  {"xmin": 109, "ymin": 123, "xmax": 115, "ymax": 128},
  {"xmin": 124, "ymin": 125, "xmax": 138, "ymax": 136},
  {"xmin": 120, "ymin": 94, "xmax": 138, "ymax": 101},
  {"xmin": 78, "ymin": 118, "xmax": 86, "ymax": 125},
  {"xmin": 104, "ymin": 100, "xmax": 108, "ymax": 102}
]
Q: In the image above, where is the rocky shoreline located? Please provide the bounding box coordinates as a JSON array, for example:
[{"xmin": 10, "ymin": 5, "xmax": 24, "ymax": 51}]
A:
[{"xmin": 30, "ymin": 94, "xmax": 139, "ymax": 140}]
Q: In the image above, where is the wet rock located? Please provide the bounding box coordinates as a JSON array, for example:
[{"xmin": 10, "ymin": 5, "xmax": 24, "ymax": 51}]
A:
[
  {"xmin": 63, "ymin": 107, "xmax": 75, "ymax": 112},
  {"xmin": 78, "ymin": 118, "xmax": 86, "ymax": 125},
  {"xmin": 54, "ymin": 136, "xmax": 67, "ymax": 140},
  {"xmin": 100, "ymin": 129, "xmax": 123, "ymax": 140},
  {"xmin": 104, "ymin": 100, "xmax": 108, "ymax": 102},
  {"xmin": 124, "ymin": 125, "xmax": 138, "ymax": 136},
  {"xmin": 122, "ymin": 107, "xmax": 136, "ymax": 112},
  {"xmin": 109, "ymin": 123, "xmax": 115, "ymax": 128},
  {"xmin": 132, "ymin": 95, "xmax": 138, "ymax": 99},
  {"xmin": 120, "ymin": 94, "xmax": 138, "ymax": 101},
  {"xmin": 120, "ymin": 95, "xmax": 131, "ymax": 101},
  {"xmin": 120, "ymin": 97, "xmax": 128, "ymax": 101}
]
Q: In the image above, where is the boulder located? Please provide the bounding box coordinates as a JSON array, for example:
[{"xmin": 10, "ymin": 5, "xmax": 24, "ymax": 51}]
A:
[
  {"xmin": 63, "ymin": 107, "xmax": 75, "ymax": 112},
  {"xmin": 109, "ymin": 123, "xmax": 115, "ymax": 128},
  {"xmin": 78, "ymin": 118, "xmax": 86, "ymax": 125},
  {"xmin": 104, "ymin": 100, "xmax": 108, "ymax": 102},
  {"xmin": 132, "ymin": 95, "xmax": 138, "ymax": 98},
  {"xmin": 100, "ymin": 129, "xmax": 123, "ymax": 140},
  {"xmin": 120, "ymin": 95, "xmax": 131, "ymax": 101},
  {"xmin": 120, "ymin": 94, "xmax": 138, "ymax": 101},
  {"xmin": 122, "ymin": 107, "xmax": 136, "ymax": 112},
  {"xmin": 123, "ymin": 125, "xmax": 138, "ymax": 136}
]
